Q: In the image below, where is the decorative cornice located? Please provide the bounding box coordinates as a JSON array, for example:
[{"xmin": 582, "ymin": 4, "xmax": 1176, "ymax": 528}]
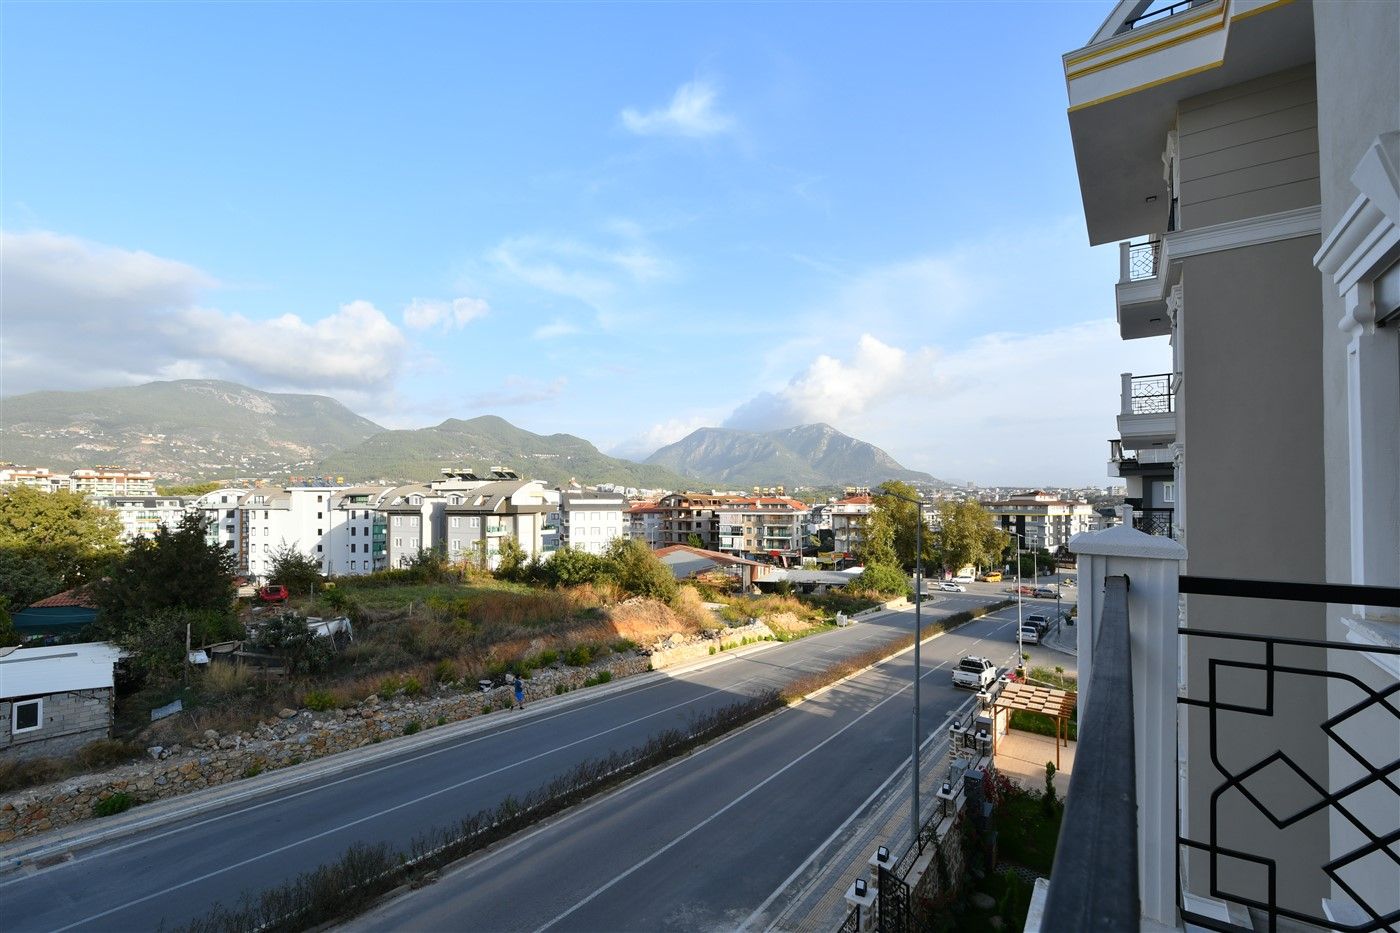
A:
[
  {"xmin": 1165, "ymin": 205, "xmax": 1321, "ymax": 260},
  {"xmin": 1315, "ymin": 134, "xmax": 1400, "ymax": 317}
]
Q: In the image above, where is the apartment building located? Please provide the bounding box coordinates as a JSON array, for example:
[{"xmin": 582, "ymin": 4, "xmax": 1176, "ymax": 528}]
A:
[
  {"xmin": 558, "ymin": 490, "xmax": 626, "ymax": 555},
  {"xmin": 97, "ymin": 496, "xmax": 191, "ymax": 542},
  {"xmin": 0, "ymin": 467, "xmax": 71, "ymax": 493},
  {"xmin": 985, "ymin": 491, "xmax": 1096, "ymax": 552},
  {"xmin": 380, "ymin": 484, "xmax": 437, "ymax": 570},
  {"xmin": 239, "ymin": 486, "xmax": 345, "ymax": 581},
  {"xmin": 191, "ymin": 487, "xmax": 250, "ymax": 557},
  {"xmin": 828, "ymin": 494, "xmax": 873, "ymax": 563},
  {"xmin": 626, "ymin": 501, "xmax": 664, "ymax": 549},
  {"xmin": 70, "ymin": 468, "xmax": 156, "ymax": 498},
  {"xmin": 714, "ymin": 497, "xmax": 810, "ymax": 565},
  {"xmin": 654, "ymin": 494, "xmax": 738, "ymax": 550},
  {"xmin": 442, "ymin": 479, "xmax": 558, "ymax": 570},
  {"xmin": 329, "ymin": 486, "xmax": 393, "ymax": 575},
  {"xmin": 1051, "ymin": 2, "xmax": 1399, "ymax": 929}
]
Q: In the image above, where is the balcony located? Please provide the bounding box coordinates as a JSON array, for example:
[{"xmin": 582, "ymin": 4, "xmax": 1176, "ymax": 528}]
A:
[
  {"xmin": 1116, "ymin": 239, "xmax": 1172, "ymax": 340},
  {"xmin": 1132, "ymin": 507, "xmax": 1174, "ymax": 538},
  {"xmin": 1034, "ymin": 528, "xmax": 1400, "ymax": 933},
  {"xmin": 1118, "ymin": 372, "xmax": 1177, "ymax": 449},
  {"xmin": 1109, "ymin": 438, "xmax": 1174, "ymax": 478},
  {"xmin": 484, "ymin": 524, "xmax": 508, "ymax": 535}
]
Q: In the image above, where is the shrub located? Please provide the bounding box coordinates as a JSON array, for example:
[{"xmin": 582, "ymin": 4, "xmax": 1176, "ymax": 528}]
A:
[
  {"xmin": 854, "ymin": 562, "xmax": 908, "ymax": 597},
  {"xmin": 243, "ymin": 763, "xmax": 265, "ymax": 779},
  {"xmin": 202, "ymin": 662, "xmax": 253, "ymax": 697},
  {"xmin": 403, "ymin": 721, "xmax": 422, "ymax": 736},
  {"xmin": 610, "ymin": 638, "xmax": 636, "ymax": 654},
  {"xmin": 535, "ymin": 649, "xmax": 559, "ymax": 667},
  {"xmin": 94, "ymin": 792, "xmax": 135, "ymax": 817},
  {"xmin": 303, "ymin": 689, "xmax": 336, "ymax": 712},
  {"xmin": 401, "ymin": 676, "xmax": 423, "ymax": 697},
  {"xmin": 595, "ymin": 670, "xmax": 612, "ymax": 684},
  {"xmin": 75, "ymin": 739, "xmax": 139, "ymax": 771},
  {"xmin": 554, "ymin": 684, "xmax": 566, "ymax": 695},
  {"xmin": 433, "ymin": 659, "xmax": 458, "ymax": 684},
  {"xmin": 436, "ymin": 716, "xmax": 447, "ymax": 727},
  {"xmin": 378, "ymin": 675, "xmax": 403, "ymax": 696},
  {"xmin": 563, "ymin": 644, "xmax": 594, "ymax": 667}
]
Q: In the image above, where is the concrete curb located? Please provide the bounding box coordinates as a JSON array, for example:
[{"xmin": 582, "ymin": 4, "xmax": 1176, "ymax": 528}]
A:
[{"xmin": 0, "ymin": 634, "xmax": 796, "ymax": 869}]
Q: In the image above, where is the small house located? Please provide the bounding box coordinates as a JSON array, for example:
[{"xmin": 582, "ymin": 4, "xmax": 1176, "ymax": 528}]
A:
[
  {"xmin": 0, "ymin": 642, "xmax": 124, "ymax": 760},
  {"xmin": 11, "ymin": 587, "xmax": 99, "ymax": 640}
]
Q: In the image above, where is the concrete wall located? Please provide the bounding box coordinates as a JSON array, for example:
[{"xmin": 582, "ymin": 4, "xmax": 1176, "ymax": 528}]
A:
[
  {"xmin": 1313, "ymin": 2, "xmax": 1400, "ymax": 922},
  {"xmin": 1178, "ymin": 233, "xmax": 1329, "ymax": 914},
  {"xmin": 1, "ymin": 690, "xmax": 113, "ymax": 761},
  {"xmin": 1178, "ymin": 65, "xmax": 1319, "ymax": 229}
]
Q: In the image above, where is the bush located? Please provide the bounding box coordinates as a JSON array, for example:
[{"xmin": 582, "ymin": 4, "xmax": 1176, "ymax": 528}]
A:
[
  {"xmin": 610, "ymin": 638, "xmax": 636, "ymax": 654},
  {"xmin": 432, "ymin": 659, "xmax": 458, "ymax": 684},
  {"xmin": 75, "ymin": 739, "xmax": 140, "ymax": 771},
  {"xmin": 94, "ymin": 792, "xmax": 135, "ymax": 817},
  {"xmin": 601, "ymin": 539, "xmax": 677, "ymax": 601},
  {"xmin": 243, "ymin": 763, "xmax": 265, "ymax": 779},
  {"xmin": 401, "ymin": 676, "xmax": 423, "ymax": 697},
  {"xmin": 853, "ymin": 562, "xmax": 908, "ymax": 597},
  {"xmin": 403, "ymin": 721, "xmax": 422, "ymax": 736},
  {"xmin": 303, "ymin": 689, "xmax": 336, "ymax": 712},
  {"xmin": 563, "ymin": 644, "xmax": 595, "ymax": 667},
  {"xmin": 202, "ymin": 663, "xmax": 253, "ymax": 697}
]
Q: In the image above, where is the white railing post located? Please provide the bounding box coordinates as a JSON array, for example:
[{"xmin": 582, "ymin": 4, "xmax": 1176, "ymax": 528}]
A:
[
  {"xmin": 1070, "ymin": 519, "xmax": 1186, "ymax": 928},
  {"xmin": 1121, "ymin": 373, "xmax": 1135, "ymax": 416},
  {"xmin": 1119, "ymin": 241, "xmax": 1133, "ymax": 283}
]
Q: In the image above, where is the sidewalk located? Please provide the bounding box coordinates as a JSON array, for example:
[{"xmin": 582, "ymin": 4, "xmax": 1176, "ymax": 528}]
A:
[{"xmin": 1039, "ymin": 619, "xmax": 1077, "ymax": 657}]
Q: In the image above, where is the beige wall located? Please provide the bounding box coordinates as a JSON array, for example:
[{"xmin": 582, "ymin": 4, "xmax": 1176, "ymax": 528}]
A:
[
  {"xmin": 1178, "ymin": 65, "xmax": 1320, "ymax": 229},
  {"xmin": 1179, "ymin": 234, "xmax": 1330, "ymax": 913}
]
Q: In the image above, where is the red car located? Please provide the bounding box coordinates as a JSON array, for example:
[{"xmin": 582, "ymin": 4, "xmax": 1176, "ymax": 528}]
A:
[{"xmin": 258, "ymin": 584, "xmax": 289, "ymax": 603}]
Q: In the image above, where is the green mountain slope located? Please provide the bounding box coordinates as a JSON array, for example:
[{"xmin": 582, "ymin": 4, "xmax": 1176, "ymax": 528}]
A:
[
  {"xmin": 1, "ymin": 380, "xmax": 384, "ymax": 480},
  {"xmin": 317, "ymin": 415, "xmax": 698, "ymax": 488},
  {"xmin": 644, "ymin": 423, "xmax": 942, "ymax": 487}
]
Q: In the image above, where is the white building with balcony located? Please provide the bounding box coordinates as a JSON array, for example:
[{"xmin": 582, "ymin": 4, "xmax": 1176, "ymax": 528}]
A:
[
  {"xmin": 97, "ymin": 495, "xmax": 192, "ymax": 542},
  {"xmin": 1049, "ymin": 1, "xmax": 1400, "ymax": 930},
  {"xmin": 558, "ymin": 490, "xmax": 626, "ymax": 555}
]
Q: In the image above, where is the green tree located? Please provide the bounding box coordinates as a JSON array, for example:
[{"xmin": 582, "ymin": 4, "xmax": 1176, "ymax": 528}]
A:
[
  {"xmin": 0, "ymin": 596, "xmax": 20, "ymax": 648},
  {"xmin": 0, "ymin": 549, "xmax": 63, "ymax": 611},
  {"xmin": 932, "ymin": 500, "xmax": 1008, "ymax": 575},
  {"xmin": 686, "ymin": 533, "xmax": 705, "ymax": 549},
  {"xmin": 495, "ymin": 536, "xmax": 528, "ymax": 581},
  {"xmin": 268, "ymin": 544, "xmax": 323, "ymax": 596},
  {"xmin": 0, "ymin": 486, "xmax": 122, "ymax": 592},
  {"xmin": 873, "ymin": 481, "xmax": 939, "ymax": 571},
  {"xmin": 855, "ymin": 563, "xmax": 909, "ymax": 597},
  {"xmin": 543, "ymin": 546, "xmax": 605, "ymax": 587},
  {"xmin": 602, "ymin": 538, "xmax": 677, "ymax": 601},
  {"xmin": 155, "ymin": 481, "xmax": 224, "ymax": 497},
  {"xmin": 855, "ymin": 508, "xmax": 898, "ymax": 569},
  {"xmin": 114, "ymin": 607, "xmax": 243, "ymax": 683},
  {"xmin": 252, "ymin": 611, "xmax": 332, "ymax": 675},
  {"xmin": 94, "ymin": 511, "xmax": 236, "ymax": 634}
]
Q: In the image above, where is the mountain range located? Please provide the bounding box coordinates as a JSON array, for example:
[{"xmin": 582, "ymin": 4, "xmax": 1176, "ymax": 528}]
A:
[{"xmin": 1, "ymin": 380, "xmax": 944, "ymax": 489}]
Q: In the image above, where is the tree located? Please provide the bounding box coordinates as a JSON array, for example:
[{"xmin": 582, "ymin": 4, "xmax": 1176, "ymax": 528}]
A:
[
  {"xmin": 602, "ymin": 538, "xmax": 677, "ymax": 601},
  {"xmin": 0, "ymin": 597, "xmax": 19, "ymax": 648},
  {"xmin": 855, "ymin": 563, "xmax": 910, "ymax": 597},
  {"xmin": 932, "ymin": 500, "xmax": 1008, "ymax": 575},
  {"xmin": 873, "ymin": 481, "xmax": 939, "ymax": 571},
  {"xmin": 686, "ymin": 533, "xmax": 705, "ymax": 549},
  {"xmin": 268, "ymin": 544, "xmax": 323, "ymax": 596},
  {"xmin": 114, "ymin": 607, "xmax": 242, "ymax": 684},
  {"xmin": 543, "ymin": 546, "xmax": 605, "ymax": 588},
  {"xmin": 0, "ymin": 486, "xmax": 122, "ymax": 593},
  {"xmin": 94, "ymin": 511, "xmax": 236, "ymax": 634},
  {"xmin": 252, "ymin": 611, "xmax": 332, "ymax": 675},
  {"xmin": 0, "ymin": 549, "xmax": 62, "ymax": 612},
  {"xmin": 855, "ymin": 508, "xmax": 898, "ymax": 569},
  {"xmin": 495, "ymin": 536, "xmax": 528, "ymax": 581},
  {"xmin": 155, "ymin": 481, "xmax": 224, "ymax": 497}
]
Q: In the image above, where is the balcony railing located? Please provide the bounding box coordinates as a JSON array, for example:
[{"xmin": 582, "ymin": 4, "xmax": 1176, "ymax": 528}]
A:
[
  {"xmin": 1119, "ymin": 0, "xmax": 1203, "ymax": 32},
  {"xmin": 1043, "ymin": 575, "xmax": 1140, "ymax": 930},
  {"xmin": 1128, "ymin": 372, "xmax": 1174, "ymax": 414},
  {"xmin": 1175, "ymin": 576, "xmax": 1400, "ymax": 933},
  {"xmin": 1126, "ymin": 238, "xmax": 1162, "ymax": 281},
  {"xmin": 1133, "ymin": 507, "xmax": 1174, "ymax": 537}
]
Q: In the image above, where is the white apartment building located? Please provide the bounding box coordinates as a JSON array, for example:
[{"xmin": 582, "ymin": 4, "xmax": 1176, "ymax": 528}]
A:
[
  {"xmin": 828, "ymin": 494, "xmax": 873, "ymax": 564},
  {"xmin": 70, "ymin": 468, "xmax": 156, "ymax": 498},
  {"xmin": 330, "ymin": 486, "xmax": 393, "ymax": 575},
  {"xmin": 1050, "ymin": 2, "xmax": 1399, "ymax": 929},
  {"xmin": 239, "ymin": 486, "xmax": 345, "ymax": 582},
  {"xmin": 715, "ymin": 497, "xmax": 810, "ymax": 565},
  {"xmin": 0, "ymin": 467, "xmax": 71, "ymax": 493},
  {"xmin": 558, "ymin": 490, "xmax": 626, "ymax": 555},
  {"xmin": 985, "ymin": 491, "xmax": 1097, "ymax": 553},
  {"xmin": 97, "ymin": 496, "xmax": 191, "ymax": 542},
  {"xmin": 380, "ymin": 484, "xmax": 437, "ymax": 570},
  {"xmin": 441, "ymin": 479, "xmax": 559, "ymax": 569},
  {"xmin": 191, "ymin": 487, "xmax": 250, "ymax": 557}
]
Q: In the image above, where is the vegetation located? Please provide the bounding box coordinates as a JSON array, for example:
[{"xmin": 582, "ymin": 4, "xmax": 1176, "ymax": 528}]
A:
[
  {"xmin": 988, "ymin": 766, "xmax": 1063, "ymax": 874},
  {"xmin": 0, "ymin": 486, "xmax": 122, "ymax": 607},
  {"xmin": 0, "ymin": 739, "xmax": 141, "ymax": 794},
  {"xmin": 93, "ymin": 791, "xmax": 136, "ymax": 818},
  {"xmin": 873, "ymin": 481, "xmax": 940, "ymax": 570},
  {"xmin": 94, "ymin": 512, "xmax": 237, "ymax": 631},
  {"xmin": 931, "ymin": 499, "xmax": 1007, "ymax": 576},
  {"xmin": 0, "ymin": 596, "xmax": 19, "ymax": 648},
  {"xmin": 854, "ymin": 562, "xmax": 909, "ymax": 597},
  {"xmin": 156, "ymin": 481, "xmax": 225, "ymax": 497},
  {"xmin": 267, "ymin": 545, "xmax": 324, "ymax": 597}
]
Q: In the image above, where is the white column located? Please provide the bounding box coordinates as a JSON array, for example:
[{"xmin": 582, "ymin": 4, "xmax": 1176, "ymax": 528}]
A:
[
  {"xmin": 1070, "ymin": 519, "xmax": 1187, "ymax": 927},
  {"xmin": 1121, "ymin": 372, "xmax": 1134, "ymax": 416}
]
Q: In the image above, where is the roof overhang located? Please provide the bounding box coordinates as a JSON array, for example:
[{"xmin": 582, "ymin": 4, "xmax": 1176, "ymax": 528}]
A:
[{"xmin": 1064, "ymin": 0, "xmax": 1315, "ymax": 245}]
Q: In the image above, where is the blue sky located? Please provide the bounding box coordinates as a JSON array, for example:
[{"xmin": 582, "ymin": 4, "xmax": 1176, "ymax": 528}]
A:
[{"xmin": 1, "ymin": 0, "xmax": 1168, "ymax": 486}]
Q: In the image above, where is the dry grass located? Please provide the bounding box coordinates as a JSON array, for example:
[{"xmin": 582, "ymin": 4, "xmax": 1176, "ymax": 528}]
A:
[
  {"xmin": 202, "ymin": 663, "xmax": 255, "ymax": 696},
  {"xmin": 0, "ymin": 739, "xmax": 143, "ymax": 794}
]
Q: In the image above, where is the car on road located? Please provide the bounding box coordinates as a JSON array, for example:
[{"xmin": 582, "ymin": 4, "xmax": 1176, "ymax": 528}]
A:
[
  {"xmin": 1019, "ymin": 623, "xmax": 1042, "ymax": 645},
  {"xmin": 1026, "ymin": 613, "xmax": 1050, "ymax": 634},
  {"xmin": 1032, "ymin": 586, "xmax": 1058, "ymax": 599},
  {"xmin": 979, "ymin": 571, "xmax": 1003, "ymax": 582},
  {"xmin": 952, "ymin": 656, "xmax": 998, "ymax": 689},
  {"xmin": 951, "ymin": 573, "xmax": 975, "ymax": 584},
  {"xmin": 935, "ymin": 581, "xmax": 965, "ymax": 592},
  {"xmin": 258, "ymin": 584, "xmax": 289, "ymax": 604}
]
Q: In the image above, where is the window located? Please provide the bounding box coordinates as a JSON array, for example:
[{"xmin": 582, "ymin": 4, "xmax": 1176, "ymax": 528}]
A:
[
  {"xmin": 317, "ymin": 495, "xmax": 323, "ymax": 503},
  {"xmin": 1162, "ymin": 482, "xmax": 1176, "ymax": 504},
  {"xmin": 317, "ymin": 528, "xmax": 323, "ymax": 536},
  {"xmin": 409, "ymin": 517, "xmax": 419, "ymax": 526},
  {"xmin": 316, "ymin": 544, "xmax": 323, "ymax": 553},
  {"xmin": 351, "ymin": 527, "xmax": 357, "ymax": 536},
  {"xmin": 451, "ymin": 517, "xmax": 459, "ymax": 528},
  {"xmin": 263, "ymin": 511, "xmax": 269, "ymax": 520},
  {"xmin": 317, "ymin": 512, "xmax": 323, "ymax": 519},
  {"xmin": 469, "ymin": 517, "xmax": 480, "ymax": 528},
  {"xmin": 13, "ymin": 698, "xmax": 42, "ymax": 733},
  {"xmin": 264, "ymin": 528, "xmax": 269, "ymax": 536},
  {"xmin": 394, "ymin": 538, "xmax": 402, "ymax": 547},
  {"xmin": 393, "ymin": 516, "xmax": 402, "ymax": 527}
]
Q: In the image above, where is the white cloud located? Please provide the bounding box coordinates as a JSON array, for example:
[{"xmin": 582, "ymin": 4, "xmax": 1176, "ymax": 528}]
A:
[
  {"xmin": 0, "ymin": 229, "xmax": 407, "ymax": 397},
  {"xmin": 609, "ymin": 413, "xmax": 721, "ymax": 461},
  {"xmin": 466, "ymin": 376, "xmax": 566, "ymax": 409},
  {"xmin": 533, "ymin": 318, "xmax": 581, "ymax": 340},
  {"xmin": 621, "ymin": 80, "xmax": 735, "ymax": 138},
  {"xmin": 403, "ymin": 296, "xmax": 489, "ymax": 331},
  {"xmin": 725, "ymin": 335, "xmax": 909, "ymax": 430}
]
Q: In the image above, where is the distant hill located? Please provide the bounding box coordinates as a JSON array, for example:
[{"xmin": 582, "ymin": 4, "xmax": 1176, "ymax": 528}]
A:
[
  {"xmin": 1, "ymin": 380, "xmax": 383, "ymax": 480},
  {"xmin": 316, "ymin": 415, "xmax": 698, "ymax": 489},
  {"xmin": 645, "ymin": 423, "xmax": 943, "ymax": 488}
]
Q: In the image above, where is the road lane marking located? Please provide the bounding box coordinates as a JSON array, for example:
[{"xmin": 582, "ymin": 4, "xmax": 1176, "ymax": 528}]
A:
[{"xmin": 532, "ymin": 655, "xmax": 959, "ymax": 932}]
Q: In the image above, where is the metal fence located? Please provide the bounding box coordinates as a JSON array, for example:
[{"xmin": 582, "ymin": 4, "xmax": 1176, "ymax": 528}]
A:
[
  {"xmin": 1127, "ymin": 239, "xmax": 1162, "ymax": 280},
  {"xmin": 1133, "ymin": 507, "xmax": 1174, "ymax": 538},
  {"xmin": 1129, "ymin": 372, "xmax": 1174, "ymax": 414}
]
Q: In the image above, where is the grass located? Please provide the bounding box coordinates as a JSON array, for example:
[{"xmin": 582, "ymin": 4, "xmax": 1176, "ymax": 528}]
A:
[
  {"xmin": 93, "ymin": 792, "xmax": 135, "ymax": 818},
  {"xmin": 992, "ymin": 771, "xmax": 1064, "ymax": 874},
  {"xmin": 0, "ymin": 739, "xmax": 142, "ymax": 795}
]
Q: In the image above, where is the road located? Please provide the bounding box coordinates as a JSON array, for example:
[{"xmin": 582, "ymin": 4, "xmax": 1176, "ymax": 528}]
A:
[
  {"xmin": 347, "ymin": 598, "xmax": 1069, "ymax": 933},
  {"xmin": 2, "ymin": 592, "xmax": 1040, "ymax": 932}
]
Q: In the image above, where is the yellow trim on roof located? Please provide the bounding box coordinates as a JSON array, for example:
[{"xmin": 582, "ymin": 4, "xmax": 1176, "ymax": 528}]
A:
[
  {"xmin": 1063, "ymin": 3, "xmax": 1223, "ymax": 67},
  {"xmin": 1066, "ymin": 18, "xmax": 1227, "ymax": 79},
  {"xmin": 1067, "ymin": 59, "xmax": 1226, "ymax": 113}
]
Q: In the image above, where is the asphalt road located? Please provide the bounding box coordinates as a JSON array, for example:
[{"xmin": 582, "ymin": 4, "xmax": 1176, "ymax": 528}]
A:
[
  {"xmin": 347, "ymin": 599, "xmax": 1063, "ymax": 933},
  {"xmin": 2, "ymin": 592, "xmax": 1034, "ymax": 933}
]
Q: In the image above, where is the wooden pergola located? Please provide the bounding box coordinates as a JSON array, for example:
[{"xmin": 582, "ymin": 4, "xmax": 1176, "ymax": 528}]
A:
[{"xmin": 991, "ymin": 681, "xmax": 1079, "ymax": 769}]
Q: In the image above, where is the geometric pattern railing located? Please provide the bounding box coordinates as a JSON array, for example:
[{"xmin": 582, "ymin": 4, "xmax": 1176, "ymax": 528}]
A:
[
  {"xmin": 1129, "ymin": 372, "xmax": 1174, "ymax": 413},
  {"xmin": 876, "ymin": 864, "xmax": 912, "ymax": 933},
  {"xmin": 1128, "ymin": 239, "xmax": 1162, "ymax": 280},
  {"xmin": 837, "ymin": 903, "xmax": 860, "ymax": 933},
  {"xmin": 1134, "ymin": 508, "xmax": 1174, "ymax": 538},
  {"xmin": 1177, "ymin": 626, "xmax": 1400, "ymax": 933}
]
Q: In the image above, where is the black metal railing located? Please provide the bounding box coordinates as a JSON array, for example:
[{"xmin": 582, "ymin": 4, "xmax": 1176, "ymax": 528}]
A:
[
  {"xmin": 1121, "ymin": 0, "xmax": 1202, "ymax": 32},
  {"xmin": 876, "ymin": 863, "xmax": 912, "ymax": 933},
  {"xmin": 1177, "ymin": 575, "xmax": 1400, "ymax": 933},
  {"xmin": 1129, "ymin": 373, "xmax": 1174, "ymax": 414},
  {"xmin": 1109, "ymin": 438, "xmax": 1136, "ymax": 464},
  {"xmin": 1127, "ymin": 239, "xmax": 1161, "ymax": 281},
  {"xmin": 1043, "ymin": 575, "xmax": 1141, "ymax": 931},
  {"xmin": 1134, "ymin": 507, "xmax": 1174, "ymax": 537},
  {"xmin": 837, "ymin": 903, "xmax": 860, "ymax": 933}
]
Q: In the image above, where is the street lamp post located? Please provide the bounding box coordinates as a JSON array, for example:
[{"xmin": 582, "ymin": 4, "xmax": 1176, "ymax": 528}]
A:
[
  {"xmin": 882, "ymin": 489, "xmax": 926, "ymax": 846},
  {"xmin": 1008, "ymin": 531, "xmax": 1026, "ymax": 673}
]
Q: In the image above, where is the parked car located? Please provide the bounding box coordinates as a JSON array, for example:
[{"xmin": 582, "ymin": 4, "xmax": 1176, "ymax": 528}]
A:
[
  {"xmin": 952, "ymin": 656, "xmax": 998, "ymax": 689},
  {"xmin": 1032, "ymin": 586, "xmax": 1058, "ymax": 599},
  {"xmin": 951, "ymin": 573, "xmax": 975, "ymax": 584},
  {"xmin": 1019, "ymin": 623, "xmax": 1042, "ymax": 645},
  {"xmin": 935, "ymin": 581, "xmax": 965, "ymax": 592},
  {"xmin": 980, "ymin": 571, "xmax": 1003, "ymax": 582},
  {"xmin": 1026, "ymin": 613, "xmax": 1050, "ymax": 634},
  {"xmin": 258, "ymin": 584, "xmax": 289, "ymax": 604}
]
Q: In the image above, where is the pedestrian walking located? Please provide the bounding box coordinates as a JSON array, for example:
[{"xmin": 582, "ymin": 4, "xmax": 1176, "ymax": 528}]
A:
[{"xmin": 513, "ymin": 674, "xmax": 525, "ymax": 710}]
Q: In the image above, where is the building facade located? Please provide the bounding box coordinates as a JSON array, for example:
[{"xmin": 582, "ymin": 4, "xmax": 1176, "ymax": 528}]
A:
[
  {"xmin": 626, "ymin": 501, "xmax": 664, "ymax": 549},
  {"xmin": 985, "ymin": 491, "xmax": 1097, "ymax": 553},
  {"xmin": 828, "ymin": 494, "xmax": 873, "ymax": 563},
  {"xmin": 442, "ymin": 480, "xmax": 558, "ymax": 570},
  {"xmin": 98, "ymin": 496, "xmax": 191, "ymax": 542},
  {"xmin": 558, "ymin": 490, "xmax": 626, "ymax": 555},
  {"xmin": 69, "ymin": 468, "xmax": 156, "ymax": 498},
  {"xmin": 714, "ymin": 497, "xmax": 810, "ymax": 565}
]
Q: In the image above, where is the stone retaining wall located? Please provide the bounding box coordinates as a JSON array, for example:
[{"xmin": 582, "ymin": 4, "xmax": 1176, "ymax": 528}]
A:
[
  {"xmin": 0, "ymin": 655, "xmax": 650, "ymax": 845},
  {"xmin": 646, "ymin": 621, "xmax": 775, "ymax": 671}
]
